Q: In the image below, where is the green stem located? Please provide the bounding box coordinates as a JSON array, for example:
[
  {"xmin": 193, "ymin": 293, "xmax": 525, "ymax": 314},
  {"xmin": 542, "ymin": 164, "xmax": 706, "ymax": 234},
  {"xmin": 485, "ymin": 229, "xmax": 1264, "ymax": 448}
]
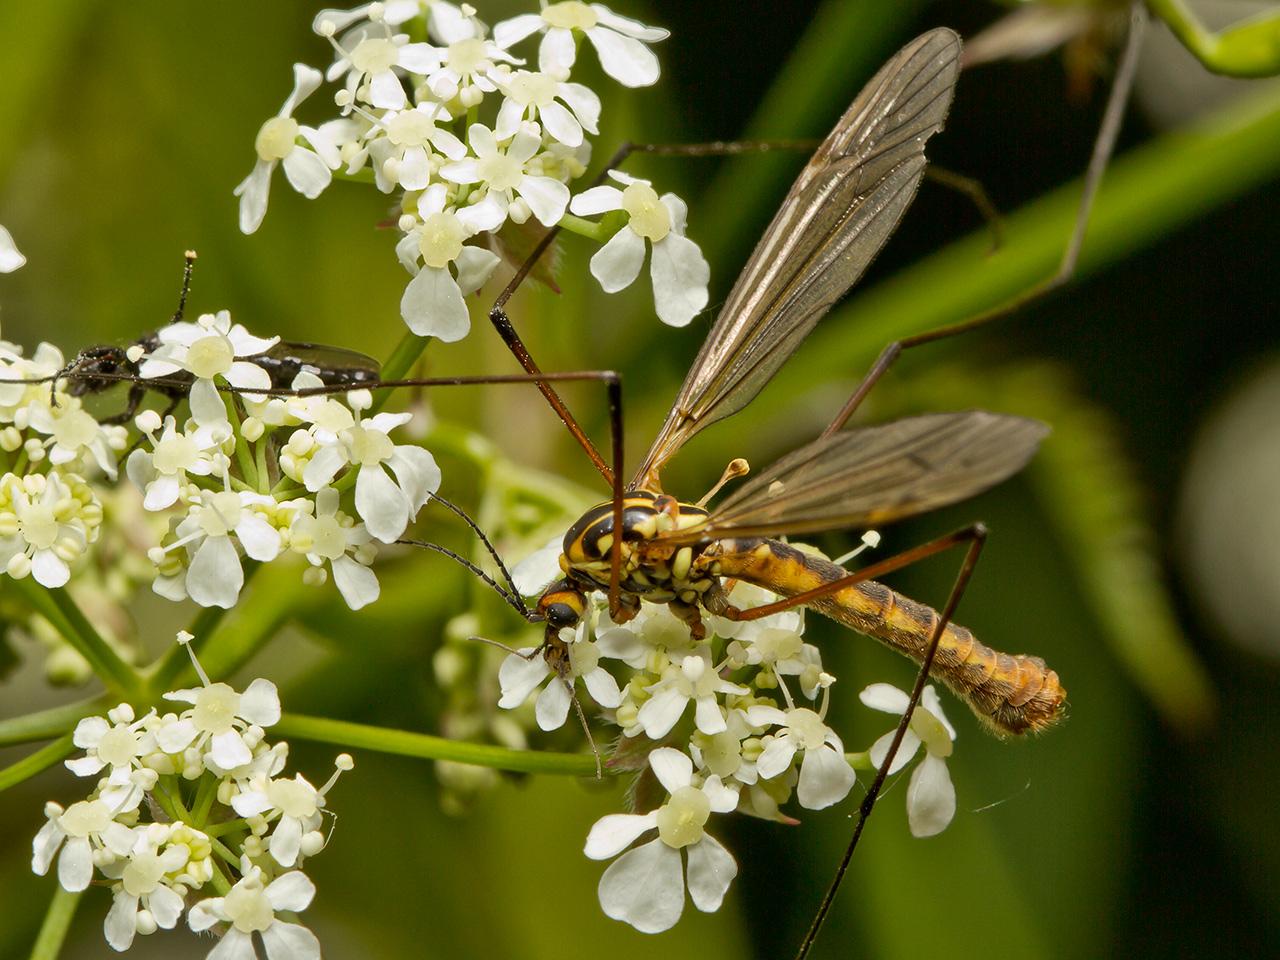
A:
[
  {"xmin": 227, "ymin": 394, "xmax": 256, "ymax": 487},
  {"xmin": 207, "ymin": 860, "xmax": 233, "ymax": 896},
  {"xmin": 191, "ymin": 773, "xmax": 218, "ymax": 826},
  {"xmin": 371, "ymin": 330, "xmax": 429, "ymax": 415},
  {"xmin": 0, "ymin": 696, "xmax": 109, "ymax": 747},
  {"xmin": 205, "ymin": 818, "xmax": 252, "ymax": 838},
  {"xmin": 275, "ymin": 713, "xmax": 606, "ymax": 777},
  {"xmin": 846, "ymin": 750, "xmax": 873, "ymax": 772},
  {"xmin": 556, "ymin": 212, "xmax": 610, "ymax": 242},
  {"xmin": 28, "ymin": 886, "xmax": 81, "ymax": 960},
  {"xmin": 12, "ymin": 580, "xmax": 139, "ymax": 697},
  {"xmin": 254, "ymin": 437, "xmax": 270, "ymax": 492},
  {"xmin": 0, "ymin": 734, "xmax": 74, "ymax": 793},
  {"xmin": 210, "ymin": 836, "xmax": 242, "ymax": 870},
  {"xmin": 1148, "ymin": 0, "xmax": 1280, "ymax": 77}
]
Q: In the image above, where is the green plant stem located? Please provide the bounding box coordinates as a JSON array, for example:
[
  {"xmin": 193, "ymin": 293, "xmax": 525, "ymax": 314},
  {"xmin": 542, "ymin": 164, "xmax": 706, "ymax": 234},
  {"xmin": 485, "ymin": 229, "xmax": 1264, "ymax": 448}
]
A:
[
  {"xmin": 275, "ymin": 713, "xmax": 606, "ymax": 777},
  {"xmin": 556, "ymin": 212, "xmax": 610, "ymax": 242},
  {"xmin": 1149, "ymin": 0, "xmax": 1280, "ymax": 76},
  {"xmin": 227, "ymin": 394, "xmax": 257, "ymax": 487},
  {"xmin": 0, "ymin": 734, "xmax": 74, "ymax": 793},
  {"xmin": 12, "ymin": 580, "xmax": 139, "ymax": 697},
  {"xmin": 372, "ymin": 330, "xmax": 429, "ymax": 415},
  {"xmin": 28, "ymin": 886, "xmax": 81, "ymax": 960},
  {"xmin": 0, "ymin": 697, "xmax": 108, "ymax": 747},
  {"xmin": 205, "ymin": 818, "xmax": 252, "ymax": 838}
]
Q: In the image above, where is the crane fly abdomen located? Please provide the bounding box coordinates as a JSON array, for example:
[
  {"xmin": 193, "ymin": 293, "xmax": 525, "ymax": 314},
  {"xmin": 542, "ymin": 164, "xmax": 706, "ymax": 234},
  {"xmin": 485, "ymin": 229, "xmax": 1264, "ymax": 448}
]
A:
[{"xmin": 701, "ymin": 537, "xmax": 1066, "ymax": 737}]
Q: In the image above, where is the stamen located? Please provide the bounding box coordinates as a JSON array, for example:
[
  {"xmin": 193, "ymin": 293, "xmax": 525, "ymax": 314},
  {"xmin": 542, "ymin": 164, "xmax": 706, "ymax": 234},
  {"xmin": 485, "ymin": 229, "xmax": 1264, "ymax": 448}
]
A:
[{"xmin": 176, "ymin": 630, "xmax": 212, "ymax": 687}]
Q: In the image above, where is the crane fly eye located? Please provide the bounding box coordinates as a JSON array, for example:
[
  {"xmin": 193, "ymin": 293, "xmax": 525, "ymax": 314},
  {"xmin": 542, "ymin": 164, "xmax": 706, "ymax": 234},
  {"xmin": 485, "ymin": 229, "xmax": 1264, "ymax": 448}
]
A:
[{"xmin": 544, "ymin": 603, "xmax": 579, "ymax": 629}]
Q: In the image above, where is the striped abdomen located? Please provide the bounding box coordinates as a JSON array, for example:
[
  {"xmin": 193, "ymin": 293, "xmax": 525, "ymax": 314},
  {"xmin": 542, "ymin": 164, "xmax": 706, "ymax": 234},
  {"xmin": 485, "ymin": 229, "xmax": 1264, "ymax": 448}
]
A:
[{"xmin": 702, "ymin": 538, "xmax": 1065, "ymax": 736}]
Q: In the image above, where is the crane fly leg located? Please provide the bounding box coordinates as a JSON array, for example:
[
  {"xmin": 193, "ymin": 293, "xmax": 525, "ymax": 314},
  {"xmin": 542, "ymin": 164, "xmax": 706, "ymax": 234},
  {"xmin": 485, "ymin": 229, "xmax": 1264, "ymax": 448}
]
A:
[{"xmin": 791, "ymin": 523, "xmax": 988, "ymax": 960}]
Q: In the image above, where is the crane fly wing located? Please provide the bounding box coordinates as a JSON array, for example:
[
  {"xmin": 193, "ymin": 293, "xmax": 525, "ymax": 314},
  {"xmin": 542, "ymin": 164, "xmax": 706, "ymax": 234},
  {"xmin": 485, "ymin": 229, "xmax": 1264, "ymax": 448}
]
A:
[
  {"xmin": 632, "ymin": 28, "xmax": 962, "ymax": 490},
  {"xmin": 657, "ymin": 412, "xmax": 1049, "ymax": 542}
]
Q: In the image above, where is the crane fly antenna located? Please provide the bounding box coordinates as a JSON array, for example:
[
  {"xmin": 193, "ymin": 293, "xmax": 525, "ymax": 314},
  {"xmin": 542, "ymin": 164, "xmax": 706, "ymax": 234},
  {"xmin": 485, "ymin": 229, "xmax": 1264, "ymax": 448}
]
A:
[
  {"xmin": 424, "ymin": 492, "xmax": 522, "ymax": 603},
  {"xmin": 397, "ymin": 537, "xmax": 535, "ymax": 622}
]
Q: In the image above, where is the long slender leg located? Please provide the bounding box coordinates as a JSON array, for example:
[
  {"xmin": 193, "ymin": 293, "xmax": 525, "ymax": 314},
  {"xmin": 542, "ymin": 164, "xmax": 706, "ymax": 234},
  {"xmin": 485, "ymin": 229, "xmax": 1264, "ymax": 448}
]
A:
[
  {"xmin": 821, "ymin": 2, "xmax": 1147, "ymax": 437},
  {"xmin": 792, "ymin": 526, "xmax": 988, "ymax": 960}
]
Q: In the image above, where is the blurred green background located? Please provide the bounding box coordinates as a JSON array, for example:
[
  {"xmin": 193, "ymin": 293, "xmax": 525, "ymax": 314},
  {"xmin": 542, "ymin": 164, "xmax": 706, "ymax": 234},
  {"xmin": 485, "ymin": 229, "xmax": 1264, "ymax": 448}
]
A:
[{"xmin": 2, "ymin": 1, "xmax": 1279, "ymax": 957}]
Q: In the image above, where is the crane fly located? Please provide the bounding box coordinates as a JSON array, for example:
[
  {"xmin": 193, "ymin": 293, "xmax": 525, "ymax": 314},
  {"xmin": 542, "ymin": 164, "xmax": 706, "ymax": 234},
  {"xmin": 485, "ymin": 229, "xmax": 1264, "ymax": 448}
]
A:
[{"xmin": 516, "ymin": 27, "xmax": 1066, "ymax": 740}]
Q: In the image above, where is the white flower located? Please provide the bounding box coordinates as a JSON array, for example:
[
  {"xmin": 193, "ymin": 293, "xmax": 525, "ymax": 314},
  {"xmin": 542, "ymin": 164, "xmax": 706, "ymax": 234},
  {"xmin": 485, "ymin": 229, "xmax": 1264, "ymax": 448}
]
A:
[
  {"xmin": 189, "ymin": 866, "xmax": 320, "ymax": 960},
  {"xmin": 860, "ymin": 683, "xmax": 958, "ymax": 837},
  {"xmin": 138, "ymin": 310, "xmax": 279, "ymax": 431},
  {"xmin": 230, "ymin": 755, "xmax": 352, "ymax": 868},
  {"xmin": 498, "ymin": 627, "xmax": 622, "ymax": 731},
  {"xmin": 26, "ymin": 401, "xmax": 122, "ymax": 479},
  {"xmin": 235, "ymin": 65, "xmax": 340, "ymax": 234},
  {"xmin": 745, "ymin": 704, "xmax": 855, "ymax": 810},
  {"xmin": 570, "ymin": 172, "xmax": 709, "ymax": 326},
  {"xmin": 0, "ymin": 471, "xmax": 96, "ymax": 588},
  {"xmin": 102, "ymin": 823, "xmax": 202, "ymax": 951},
  {"xmin": 395, "ymin": 183, "xmax": 502, "ymax": 340},
  {"xmin": 287, "ymin": 488, "xmax": 380, "ymax": 610},
  {"xmin": 323, "ymin": 20, "xmax": 436, "ymax": 111},
  {"xmin": 31, "ymin": 799, "xmax": 135, "ymax": 893},
  {"xmin": 158, "ymin": 653, "xmax": 282, "ymax": 773},
  {"xmin": 440, "ymin": 123, "xmax": 570, "ymax": 227},
  {"xmin": 65, "ymin": 704, "xmax": 159, "ymax": 813},
  {"xmin": 150, "ymin": 486, "xmax": 282, "ymax": 609},
  {"xmin": 423, "ymin": 34, "xmax": 518, "ymax": 103},
  {"xmin": 494, "ymin": 69, "xmax": 600, "ymax": 148},
  {"xmin": 127, "ymin": 414, "xmax": 224, "ymax": 511},
  {"xmin": 636, "ymin": 649, "xmax": 749, "ymax": 739},
  {"xmin": 494, "ymin": 2, "xmax": 669, "ymax": 88},
  {"xmin": 301, "ymin": 399, "xmax": 440, "ymax": 543},
  {"xmin": 0, "ymin": 223, "xmax": 25, "ymax": 272},
  {"xmin": 584, "ymin": 748, "xmax": 738, "ymax": 933},
  {"xmin": 366, "ymin": 102, "xmax": 466, "ymax": 192},
  {"xmin": 508, "ymin": 533, "xmax": 564, "ymax": 596}
]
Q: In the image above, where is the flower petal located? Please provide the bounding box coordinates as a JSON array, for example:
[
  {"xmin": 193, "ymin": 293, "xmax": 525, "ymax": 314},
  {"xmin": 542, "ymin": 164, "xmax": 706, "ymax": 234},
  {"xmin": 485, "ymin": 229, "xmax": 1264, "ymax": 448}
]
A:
[
  {"xmin": 0, "ymin": 224, "xmax": 26, "ymax": 272},
  {"xmin": 266, "ymin": 871, "xmax": 317, "ymax": 912},
  {"xmin": 685, "ymin": 834, "xmax": 738, "ymax": 913},
  {"xmin": 261, "ymin": 921, "xmax": 322, "ymax": 960},
  {"xmin": 400, "ymin": 264, "xmax": 470, "ymax": 341},
  {"xmin": 188, "ymin": 536, "xmax": 244, "ymax": 609},
  {"xmin": 597, "ymin": 838, "xmax": 684, "ymax": 933},
  {"xmin": 538, "ymin": 100, "xmax": 582, "ymax": 147},
  {"xmin": 240, "ymin": 678, "xmax": 282, "ymax": 726},
  {"xmin": 868, "ymin": 728, "xmax": 921, "ymax": 776},
  {"xmin": 104, "ymin": 892, "xmax": 139, "ymax": 951},
  {"xmin": 498, "ymin": 651, "xmax": 550, "ymax": 707},
  {"xmin": 281, "ymin": 148, "xmax": 333, "ymax": 200},
  {"xmin": 636, "ymin": 687, "xmax": 687, "ymax": 740},
  {"xmin": 907, "ymin": 754, "xmax": 956, "ymax": 838},
  {"xmin": 269, "ymin": 815, "xmax": 304, "ymax": 867},
  {"xmin": 648, "ymin": 747, "xmax": 693, "ymax": 794},
  {"xmin": 58, "ymin": 837, "xmax": 93, "ymax": 892},
  {"xmin": 515, "ymin": 175, "xmax": 570, "ymax": 227},
  {"xmin": 860, "ymin": 682, "xmax": 910, "ymax": 714},
  {"xmin": 584, "ymin": 812, "xmax": 659, "ymax": 860},
  {"xmin": 233, "ymin": 160, "xmax": 273, "ymax": 234},
  {"xmin": 649, "ymin": 232, "xmax": 709, "ymax": 327},
  {"xmin": 535, "ymin": 677, "xmax": 573, "ymax": 731},
  {"xmin": 586, "ymin": 25, "xmax": 661, "ymax": 87},
  {"xmin": 569, "ymin": 185, "xmax": 623, "ymax": 217},
  {"xmin": 355, "ymin": 465, "xmax": 410, "ymax": 543},
  {"xmin": 797, "ymin": 745, "xmax": 857, "ymax": 810},
  {"xmin": 584, "ymin": 667, "xmax": 622, "ymax": 709},
  {"xmin": 756, "ymin": 737, "xmax": 798, "ymax": 781},
  {"xmin": 589, "ymin": 226, "xmax": 645, "ymax": 293},
  {"xmin": 493, "ymin": 13, "xmax": 543, "ymax": 49},
  {"xmin": 332, "ymin": 555, "xmax": 380, "ymax": 610}
]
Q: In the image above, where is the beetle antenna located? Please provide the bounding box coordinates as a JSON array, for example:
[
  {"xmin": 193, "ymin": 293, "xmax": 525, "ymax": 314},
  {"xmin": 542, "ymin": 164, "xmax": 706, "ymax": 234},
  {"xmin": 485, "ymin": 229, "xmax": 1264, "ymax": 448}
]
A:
[{"xmin": 397, "ymin": 537, "xmax": 537, "ymax": 622}]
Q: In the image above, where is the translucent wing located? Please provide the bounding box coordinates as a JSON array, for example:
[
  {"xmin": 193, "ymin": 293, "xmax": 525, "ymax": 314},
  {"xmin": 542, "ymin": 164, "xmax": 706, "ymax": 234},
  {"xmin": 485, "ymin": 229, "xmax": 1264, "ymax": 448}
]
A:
[
  {"xmin": 658, "ymin": 412, "xmax": 1049, "ymax": 542},
  {"xmin": 632, "ymin": 28, "xmax": 962, "ymax": 490}
]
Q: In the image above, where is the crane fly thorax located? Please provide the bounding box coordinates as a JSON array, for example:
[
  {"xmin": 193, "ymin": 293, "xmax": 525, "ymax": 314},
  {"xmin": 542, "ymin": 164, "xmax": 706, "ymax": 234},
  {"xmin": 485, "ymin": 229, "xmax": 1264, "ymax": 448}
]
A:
[{"xmin": 558, "ymin": 490, "xmax": 716, "ymax": 603}]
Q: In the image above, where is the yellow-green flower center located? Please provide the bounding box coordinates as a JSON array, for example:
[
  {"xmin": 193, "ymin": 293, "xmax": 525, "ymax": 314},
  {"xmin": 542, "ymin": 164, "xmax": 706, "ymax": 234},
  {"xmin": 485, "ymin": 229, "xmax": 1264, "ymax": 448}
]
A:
[
  {"xmin": 255, "ymin": 117, "xmax": 300, "ymax": 162},
  {"xmin": 351, "ymin": 37, "xmax": 398, "ymax": 74},
  {"xmin": 507, "ymin": 72, "xmax": 559, "ymax": 107},
  {"xmin": 622, "ymin": 183, "xmax": 670, "ymax": 241},
  {"xmin": 191, "ymin": 682, "xmax": 240, "ymax": 735},
  {"xmin": 447, "ymin": 38, "xmax": 487, "ymax": 74},
  {"xmin": 18, "ymin": 502, "xmax": 58, "ymax": 549},
  {"xmin": 386, "ymin": 110, "xmax": 434, "ymax": 147},
  {"xmin": 225, "ymin": 881, "xmax": 274, "ymax": 934},
  {"xmin": 418, "ymin": 212, "xmax": 466, "ymax": 268},
  {"xmin": 185, "ymin": 335, "xmax": 234, "ymax": 379},
  {"xmin": 153, "ymin": 434, "xmax": 198, "ymax": 474},
  {"xmin": 656, "ymin": 785, "xmax": 710, "ymax": 848},
  {"xmin": 543, "ymin": 1, "xmax": 598, "ymax": 30},
  {"xmin": 478, "ymin": 152, "xmax": 523, "ymax": 191}
]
